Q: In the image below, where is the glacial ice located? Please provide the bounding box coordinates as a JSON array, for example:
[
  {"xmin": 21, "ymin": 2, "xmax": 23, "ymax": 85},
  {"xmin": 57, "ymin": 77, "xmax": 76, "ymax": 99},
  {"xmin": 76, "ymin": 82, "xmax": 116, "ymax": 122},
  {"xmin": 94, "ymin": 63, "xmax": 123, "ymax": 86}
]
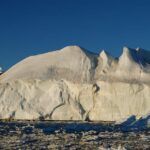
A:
[{"xmin": 0, "ymin": 46, "xmax": 150, "ymax": 124}]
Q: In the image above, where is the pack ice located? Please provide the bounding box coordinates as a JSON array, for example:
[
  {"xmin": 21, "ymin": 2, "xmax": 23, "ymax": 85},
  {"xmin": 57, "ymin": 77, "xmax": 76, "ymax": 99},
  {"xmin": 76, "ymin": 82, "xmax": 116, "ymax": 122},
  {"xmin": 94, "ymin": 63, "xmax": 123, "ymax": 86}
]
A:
[{"xmin": 0, "ymin": 46, "xmax": 150, "ymax": 123}]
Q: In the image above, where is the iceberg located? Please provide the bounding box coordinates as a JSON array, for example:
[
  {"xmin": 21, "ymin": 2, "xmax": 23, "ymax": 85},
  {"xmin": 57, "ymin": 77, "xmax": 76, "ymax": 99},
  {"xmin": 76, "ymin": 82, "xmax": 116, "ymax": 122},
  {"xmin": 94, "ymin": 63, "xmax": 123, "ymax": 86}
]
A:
[{"xmin": 0, "ymin": 46, "xmax": 150, "ymax": 123}]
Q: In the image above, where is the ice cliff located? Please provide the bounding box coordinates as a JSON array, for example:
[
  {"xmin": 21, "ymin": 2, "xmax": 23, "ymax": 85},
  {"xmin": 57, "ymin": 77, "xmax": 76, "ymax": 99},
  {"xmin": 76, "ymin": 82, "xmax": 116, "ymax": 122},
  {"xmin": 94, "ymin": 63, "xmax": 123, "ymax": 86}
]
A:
[{"xmin": 0, "ymin": 46, "xmax": 150, "ymax": 123}]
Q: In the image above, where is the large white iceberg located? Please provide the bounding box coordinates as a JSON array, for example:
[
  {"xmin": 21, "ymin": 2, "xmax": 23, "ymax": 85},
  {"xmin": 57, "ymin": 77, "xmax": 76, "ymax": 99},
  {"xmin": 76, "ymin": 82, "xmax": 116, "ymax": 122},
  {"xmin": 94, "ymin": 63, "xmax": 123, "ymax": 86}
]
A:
[{"xmin": 0, "ymin": 46, "xmax": 150, "ymax": 122}]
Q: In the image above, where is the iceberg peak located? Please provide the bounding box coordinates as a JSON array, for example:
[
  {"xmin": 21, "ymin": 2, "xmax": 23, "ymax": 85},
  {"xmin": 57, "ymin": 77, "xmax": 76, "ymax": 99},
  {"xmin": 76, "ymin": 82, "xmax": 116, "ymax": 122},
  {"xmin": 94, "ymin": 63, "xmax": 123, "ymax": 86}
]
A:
[{"xmin": 100, "ymin": 50, "xmax": 108, "ymax": 59}]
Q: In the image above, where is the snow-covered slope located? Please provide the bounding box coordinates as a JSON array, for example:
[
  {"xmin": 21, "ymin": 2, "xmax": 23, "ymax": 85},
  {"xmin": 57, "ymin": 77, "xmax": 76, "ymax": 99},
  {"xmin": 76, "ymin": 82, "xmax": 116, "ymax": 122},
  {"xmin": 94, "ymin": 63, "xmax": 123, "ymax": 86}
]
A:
[
  {"xmin": 0, "ymin": 46, "xmax": 98, "ymax": 83},
  {"xmin": 0, "ymin": 46, "xmax": 150, "ymax": 123}
]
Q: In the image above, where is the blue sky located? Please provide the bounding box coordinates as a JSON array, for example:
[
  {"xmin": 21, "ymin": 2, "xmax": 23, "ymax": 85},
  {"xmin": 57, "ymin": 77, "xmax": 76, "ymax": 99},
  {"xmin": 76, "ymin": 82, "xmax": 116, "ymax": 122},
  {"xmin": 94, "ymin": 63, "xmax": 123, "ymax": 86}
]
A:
[{"xmin": 1, "ymin": 0, "xmax": 150, "ymax": 70}]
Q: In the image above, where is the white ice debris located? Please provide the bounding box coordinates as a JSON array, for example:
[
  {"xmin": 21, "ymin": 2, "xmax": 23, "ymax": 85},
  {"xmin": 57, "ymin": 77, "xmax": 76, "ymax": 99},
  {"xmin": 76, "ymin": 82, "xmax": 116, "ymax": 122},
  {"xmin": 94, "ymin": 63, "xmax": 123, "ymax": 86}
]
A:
[
  {"xmin": 0, "ymin": 67, "xmax": 2, "ymax": 73},
  {"xmin": 0, "ymin": 45, "xmax": 150, "ymax": 123}
]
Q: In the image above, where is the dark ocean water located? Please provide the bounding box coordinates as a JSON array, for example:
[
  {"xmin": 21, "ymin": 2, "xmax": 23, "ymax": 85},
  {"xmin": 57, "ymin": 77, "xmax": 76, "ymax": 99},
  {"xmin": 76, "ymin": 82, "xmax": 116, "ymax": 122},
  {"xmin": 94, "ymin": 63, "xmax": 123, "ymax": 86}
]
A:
[{"xmin": 0, "ymin": 121, "xmax": 150, "ymax": 149}]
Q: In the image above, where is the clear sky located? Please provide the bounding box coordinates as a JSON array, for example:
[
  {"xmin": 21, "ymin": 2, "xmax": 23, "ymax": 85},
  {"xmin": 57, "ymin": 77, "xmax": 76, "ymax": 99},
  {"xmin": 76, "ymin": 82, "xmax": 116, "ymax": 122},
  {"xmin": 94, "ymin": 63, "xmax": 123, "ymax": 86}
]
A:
[{"xmin": 1, "ymin": 0, "xmax": 150, "ymax": 70}]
